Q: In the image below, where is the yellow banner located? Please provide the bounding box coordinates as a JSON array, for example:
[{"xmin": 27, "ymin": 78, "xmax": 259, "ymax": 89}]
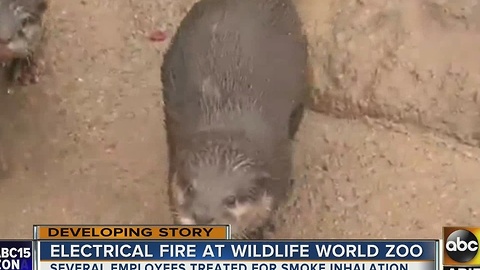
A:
[{"xmin": 34, "ymin": 225, "xmax": 230, "ymax": 240}]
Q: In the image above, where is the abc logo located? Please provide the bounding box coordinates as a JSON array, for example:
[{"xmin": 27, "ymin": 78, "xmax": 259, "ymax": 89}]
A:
[{"xmin": 445, "ymin": 229, "xmax": 479, "ymax": 263}]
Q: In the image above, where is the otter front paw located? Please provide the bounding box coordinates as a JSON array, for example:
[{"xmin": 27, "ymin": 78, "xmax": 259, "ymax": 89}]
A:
[{"xmin": 10, "ymin": 57, "xmax": 44, "ymax": 86}]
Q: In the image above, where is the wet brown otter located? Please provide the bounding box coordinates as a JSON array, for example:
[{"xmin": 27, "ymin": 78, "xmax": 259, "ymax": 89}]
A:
[
  {"xmin": 161, "ymin": 0, "xmax": 308, "ymax": 238},
  {"xmin": 0, "ymin": 0, "xmax": 47, "ymax": 85}
]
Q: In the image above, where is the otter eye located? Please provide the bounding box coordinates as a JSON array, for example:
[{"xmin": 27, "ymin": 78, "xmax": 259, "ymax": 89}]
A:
[
  {"xmin": 21, "ymin": 16, "xmax": 35, "ymax": 27},
  {"xmin": 22, "ymin": 19, "xmax": 29, "ymax": 27},
  {"xmin": 224, "ymin": 195, "xmax": 237, "ymax": 207}
]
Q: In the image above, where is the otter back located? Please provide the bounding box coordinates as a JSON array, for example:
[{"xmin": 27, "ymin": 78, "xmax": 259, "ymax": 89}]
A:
[{"xmin": 161, "ymin": 0, "xmax": 308, "ymax": 234}]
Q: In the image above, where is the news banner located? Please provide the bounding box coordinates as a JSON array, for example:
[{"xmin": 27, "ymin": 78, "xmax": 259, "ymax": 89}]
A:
[{"xmin": 2, "ymin": 226, "xmax": 480, "ymax": 270}]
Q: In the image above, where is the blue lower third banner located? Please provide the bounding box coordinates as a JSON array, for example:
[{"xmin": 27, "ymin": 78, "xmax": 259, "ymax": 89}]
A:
[
  {"xmin": 37, "ymin": 240, "xmax": 439, "ymax": 270},
  {"xmin": 0, "ymin": 240, "xmax": 33, "ymax": 270}
]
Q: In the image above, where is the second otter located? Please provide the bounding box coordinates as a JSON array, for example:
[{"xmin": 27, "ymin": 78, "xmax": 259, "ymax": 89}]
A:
[{"xmin": 161, "ymin": 0, "xmax": 308, "ymax": 238}]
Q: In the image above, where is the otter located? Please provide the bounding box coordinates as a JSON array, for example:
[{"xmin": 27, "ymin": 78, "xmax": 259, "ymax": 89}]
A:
[
  {"xmin": 0, "ymin": 0, "xmax": 47, "ymax": 85},
  {"xmin": 161, "ymin": 0, "xmax": 308, "ymax": 238}
]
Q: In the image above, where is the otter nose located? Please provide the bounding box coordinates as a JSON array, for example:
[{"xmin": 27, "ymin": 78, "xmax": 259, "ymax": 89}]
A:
[{"xmin": 192, "ymin": 213, "xmax": 214, "ymax": 224}]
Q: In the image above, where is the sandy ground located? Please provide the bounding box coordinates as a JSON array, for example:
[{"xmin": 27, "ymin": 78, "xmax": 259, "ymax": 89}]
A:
[{"xmin": 0, "ymin": 0, "xmax": 479, "ymax": 239}]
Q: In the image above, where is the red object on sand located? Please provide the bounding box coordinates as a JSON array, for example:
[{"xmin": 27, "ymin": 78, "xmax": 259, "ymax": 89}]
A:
[{"xmin": 149, "ymin": 30, "xmax": 167, "ymax": 42}]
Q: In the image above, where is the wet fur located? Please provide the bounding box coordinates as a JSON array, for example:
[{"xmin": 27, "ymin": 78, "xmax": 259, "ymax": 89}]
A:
[
  {"xmin": 161, "ymin": 0, "xmax": 308, "ymax": 238},
  {"xmin": 0, "ymin": 0, "xmax": 47, "ymax": 84}
]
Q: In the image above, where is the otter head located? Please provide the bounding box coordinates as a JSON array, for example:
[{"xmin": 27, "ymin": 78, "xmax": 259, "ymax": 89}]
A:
[
  {"xmin": 0, "ymin": 0, "xmax": 47, "ymax": 62},
  {"xmin": 170, "ymin": 142, "xmax": 274, "ymax": 237}
]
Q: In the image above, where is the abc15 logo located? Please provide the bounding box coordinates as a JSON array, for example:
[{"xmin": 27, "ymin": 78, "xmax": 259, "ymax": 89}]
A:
[{"xmin": 443, "ymin": 227, "xmax": 480, "ymax": 266}]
